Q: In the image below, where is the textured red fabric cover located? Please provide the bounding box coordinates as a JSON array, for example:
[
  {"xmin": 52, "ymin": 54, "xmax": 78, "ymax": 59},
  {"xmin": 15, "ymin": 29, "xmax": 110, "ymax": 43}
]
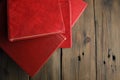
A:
[
  {"xmin": 59, "ymin": 0, "xmax": 71, "ymax": 48},
  {"xmin": 7, "ymin": 0, "xmax": 87, "ymax": 48},
  {"xmin": 8, "ymin": 0, "xmax": 65, "ymax": 41},
  {"xmin": 71, "ymin": 0, "xmax": 87, "ymax": 27},
  {"xmin": 0, "ymin": 1, "xmax": 65, "ymax": 76}
]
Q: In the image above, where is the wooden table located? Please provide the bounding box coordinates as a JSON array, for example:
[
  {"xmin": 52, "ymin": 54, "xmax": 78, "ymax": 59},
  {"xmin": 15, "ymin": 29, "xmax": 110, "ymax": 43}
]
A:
[{"xmin": 0, "ymin": 0, "xmax": 120, "ymax": 80}]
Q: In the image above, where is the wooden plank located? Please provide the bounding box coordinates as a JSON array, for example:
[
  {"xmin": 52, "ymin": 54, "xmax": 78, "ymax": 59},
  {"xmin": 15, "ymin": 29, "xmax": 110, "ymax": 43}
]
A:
[
  {"xmin": 0, "ymin": 48, "xmax": 29, "ymax": 80},
  {"xmin": 30, "ymin": 49, "xmax": 61, "ymax": 80},
  {"xmin": 94, "ymin": 0, "xmax": 120, "ymax": 80},
  {"xmin": 62, "ymin": 0, "xmax": 96, "ymax": 80}
]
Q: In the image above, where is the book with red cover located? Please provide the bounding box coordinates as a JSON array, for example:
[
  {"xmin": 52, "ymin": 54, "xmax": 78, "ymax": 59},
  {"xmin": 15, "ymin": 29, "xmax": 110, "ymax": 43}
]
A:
[
  {"xmin": 59, "ymin": 0, "xmax": 87, "ymax": 48},
  {"xmin": 7, "ymin": 0, "xmax": 87, "ymax": 48},
  {"xmin": 8, "ymin": 0, "xmax": 65, "ymax": 42},
  {"xmin": 70, "ymin": 0, "xmax": 87, "ymax": 27},
  {"xmin": 59, "ymin": 0, "xmax": 72, "ymax": 48},
  {"xmin": 0, "ymin": 1, "xmax": 66, "ymax": 76}
]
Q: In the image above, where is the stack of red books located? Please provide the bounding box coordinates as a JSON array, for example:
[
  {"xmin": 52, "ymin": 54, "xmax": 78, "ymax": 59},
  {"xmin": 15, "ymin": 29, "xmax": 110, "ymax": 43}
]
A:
[{"xmin": 0, "ymin": 0, "xmax": 87, "ymax": 76}]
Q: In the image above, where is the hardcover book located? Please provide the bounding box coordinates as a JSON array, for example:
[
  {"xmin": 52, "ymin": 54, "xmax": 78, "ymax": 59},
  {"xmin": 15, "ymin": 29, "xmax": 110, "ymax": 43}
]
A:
[
  {"xmin": 59, "ymin": 0, "xmax": 72, "ymax": 48},
  {"xmin": 59, "ymin": 0, "xmax": 87, "ymax": 48},
  {"xmin": 0, "ymin": 1, "xmax": 66, "ymax": 76},
  {"xmin": 8, "ymin": 0, "xmax": 65, "ymax": 42},
  {"xmin": 71, "ymin": 0, "xmax": 87, "ymax": 27}
]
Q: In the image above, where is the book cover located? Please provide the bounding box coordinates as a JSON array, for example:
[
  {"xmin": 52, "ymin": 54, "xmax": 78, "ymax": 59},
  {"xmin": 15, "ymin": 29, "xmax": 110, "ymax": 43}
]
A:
[
  {"xmin": 59, "ymin": 0, "xmax": 72, "ymax": 48},
  {"xmin": 8, "ymin": 0, "xmax": 65, "ymax": 42},
  {"xmin": 0, "ymin": 1, "xmax": 66, "ymax": 76},
  {"xmin": 59, "ymin": 0, "xmax": 87, "ymax": 48},
  {"xmin": 71, "ymin": 0, "xmax": 87, "ymax": 27}
]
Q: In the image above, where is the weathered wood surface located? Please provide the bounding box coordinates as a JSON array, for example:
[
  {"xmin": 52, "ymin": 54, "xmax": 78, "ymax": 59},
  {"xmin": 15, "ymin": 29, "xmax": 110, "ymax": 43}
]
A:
[
  {"xmin": 62, "ymin": 0, "xmax": 96, "ymax": 80},
  {"xmin": 94, "ymin": 0, "xmax": 120, "ymax": 80},
  {"xmin": 0, "ymin": 0, "xmax": 120, "ymax": 80}
]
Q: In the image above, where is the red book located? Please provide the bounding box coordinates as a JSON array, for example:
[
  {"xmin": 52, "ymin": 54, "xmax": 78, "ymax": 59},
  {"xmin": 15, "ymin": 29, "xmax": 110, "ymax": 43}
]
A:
[
  {"xmin": 59, "ymin": 0, "xmax": 87, "ymax": 48},
  {"xmin": 8, "ymin": 0, "xmax": 65, "ymax": 42},
  {"xmin": 7, "ymin": 0, "xmax": 87, "ymax": 48},
  {"xmin": 0, "ymin": 1, "xmax": 66, "ymax": 76},
  {"xmin": 59, "ymin": 0, "xmax": 72, "ymax": 48},
  {"xmin": 70, "ymin": 0, "xmax": 87, "ymax": 27}
]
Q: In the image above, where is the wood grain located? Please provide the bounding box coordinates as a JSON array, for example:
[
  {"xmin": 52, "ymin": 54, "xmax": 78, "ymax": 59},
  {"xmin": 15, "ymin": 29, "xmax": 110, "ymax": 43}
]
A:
[
  {"xmin": 62, "ymin": 0, "xmax": 96, "ymax": 80},
  {"xmin": 94, "ymin": 0, "xmax": 120, "ymax": 80}
]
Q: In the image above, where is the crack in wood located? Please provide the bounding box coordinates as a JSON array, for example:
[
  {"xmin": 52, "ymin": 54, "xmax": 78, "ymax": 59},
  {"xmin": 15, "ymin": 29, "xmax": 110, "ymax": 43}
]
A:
[
  {"xmin": 78, "ymin": 56, "xmax": 81, "ymax": 61},
  {"xmin": 112, "ymin": 55, "xmax": 116, "ymax": 62},
  {"xmin": 103, "ymin": 61, "xmax": 106, "ymax": 65},
  {"xmin": 108, "ymin": 48, "xmax": 111, "ymax": 58},
  {"xmin": 82, "ymin": 52, "xmax": 85, "ymax": 56}
]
